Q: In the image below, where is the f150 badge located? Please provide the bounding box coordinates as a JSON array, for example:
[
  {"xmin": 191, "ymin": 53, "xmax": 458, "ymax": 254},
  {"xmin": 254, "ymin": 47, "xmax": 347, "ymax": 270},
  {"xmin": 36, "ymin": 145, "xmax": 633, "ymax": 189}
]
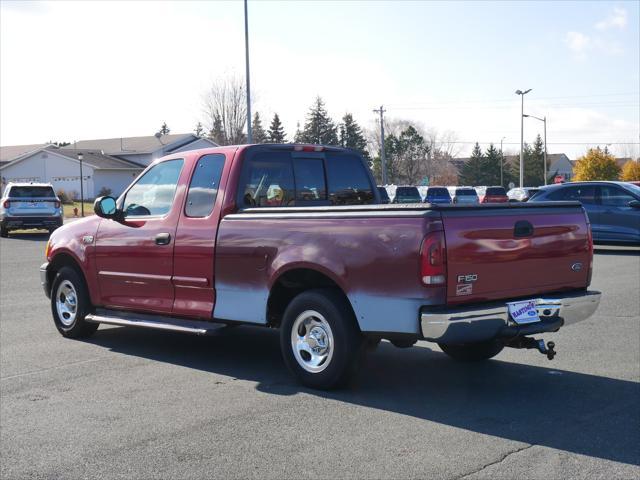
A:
[{"xmin": 456, "ymin": 274, "xmax": 477, "ymax": 296}]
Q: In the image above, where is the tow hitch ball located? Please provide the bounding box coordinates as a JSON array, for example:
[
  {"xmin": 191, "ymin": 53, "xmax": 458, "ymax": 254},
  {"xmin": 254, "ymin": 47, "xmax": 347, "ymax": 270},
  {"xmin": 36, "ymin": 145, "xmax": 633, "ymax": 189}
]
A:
[{"xmin": 506, "ymin": 337, "xmax": 556, "ymax": 360}]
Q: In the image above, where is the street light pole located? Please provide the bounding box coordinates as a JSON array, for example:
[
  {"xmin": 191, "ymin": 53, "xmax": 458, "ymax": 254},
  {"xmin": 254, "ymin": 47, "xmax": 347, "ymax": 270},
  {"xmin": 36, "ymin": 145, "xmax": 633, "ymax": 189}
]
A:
[
  {"xmin": 523, "ymin": 114, "xmax": 547, "ymax": 185},
  {"xmin": 244, "ymin": 0, "xmax": 252, "ymax": 143},
  {"xmin": 500, "ymin": 136, "xmax": 506, "ymax": 187},
  {"xmin": 77, "ymin": 152, "xmax": 84, "ymax": 217},
  {"xmin": 515, "ymin": 89, "xmax": 532, "ymax": 187}
]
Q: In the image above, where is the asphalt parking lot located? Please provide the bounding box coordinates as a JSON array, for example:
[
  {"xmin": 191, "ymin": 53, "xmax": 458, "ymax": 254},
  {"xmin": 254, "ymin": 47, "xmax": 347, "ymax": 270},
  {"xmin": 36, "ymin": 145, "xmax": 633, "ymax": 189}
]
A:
[{"xmin": 1, "ymin": 233, "xmax": 639, "ymax": 479}]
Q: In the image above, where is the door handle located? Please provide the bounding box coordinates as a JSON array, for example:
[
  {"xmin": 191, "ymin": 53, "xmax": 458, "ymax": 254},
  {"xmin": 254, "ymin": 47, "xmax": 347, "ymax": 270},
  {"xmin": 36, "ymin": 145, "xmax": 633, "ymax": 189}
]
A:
[{"xmin": 155, "ymin": 233, "xmax": 171, "ymax": 245}]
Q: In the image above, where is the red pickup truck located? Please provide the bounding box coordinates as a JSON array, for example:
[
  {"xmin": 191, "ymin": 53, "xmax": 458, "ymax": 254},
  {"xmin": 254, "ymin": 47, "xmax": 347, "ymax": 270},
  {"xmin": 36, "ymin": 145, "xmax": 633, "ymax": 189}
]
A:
[{"xmin": 41, "ymin": 144, "xmax": 601, "ymax": 389}]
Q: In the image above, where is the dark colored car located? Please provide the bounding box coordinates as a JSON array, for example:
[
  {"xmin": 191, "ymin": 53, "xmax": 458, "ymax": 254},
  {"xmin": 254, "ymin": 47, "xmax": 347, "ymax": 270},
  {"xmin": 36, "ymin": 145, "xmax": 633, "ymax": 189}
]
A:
[
  {"xmin": 393, "ymin": 186, "xmax": 422, "ymax": 204},
  {"xmin": 507, "ymin": 187, "xmax": 542, "ymax": 202},
  {"xmin": 377, "ymin": 186, "xmax": 390, "ymax": 204},
  {"xmin": 476, "ymin": 186, "xmax": 509, "ymax": 203},
  {"xmin": 530, "ymin": 181, "xmax": 640, "ymax": 245},
  {"xmin": 424, "ymin": 186, "xmax": 452, "ymax": 204}
]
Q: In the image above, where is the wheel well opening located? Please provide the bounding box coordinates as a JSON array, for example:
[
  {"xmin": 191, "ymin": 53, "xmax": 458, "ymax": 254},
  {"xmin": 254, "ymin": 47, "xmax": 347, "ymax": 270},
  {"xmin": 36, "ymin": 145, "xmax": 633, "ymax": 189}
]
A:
[
  {"xmin": 267, "ymin": 269, "xmax": 350, "ymax": 327},
  {"xmin": 47, "ymin": 254, "xmax": 85, "ymax": 291}
]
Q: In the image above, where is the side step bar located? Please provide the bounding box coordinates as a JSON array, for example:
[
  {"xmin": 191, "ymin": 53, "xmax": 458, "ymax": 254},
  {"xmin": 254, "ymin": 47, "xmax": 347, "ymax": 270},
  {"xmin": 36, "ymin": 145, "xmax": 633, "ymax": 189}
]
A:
[{"xmin": 85, "ymin": 309, "xmax": 227, "ymax": 336}]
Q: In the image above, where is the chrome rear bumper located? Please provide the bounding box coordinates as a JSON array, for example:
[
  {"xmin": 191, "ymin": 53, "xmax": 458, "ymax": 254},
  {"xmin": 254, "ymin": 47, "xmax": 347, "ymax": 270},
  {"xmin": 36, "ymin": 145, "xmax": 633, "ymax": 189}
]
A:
[{"xmin": 421, "ymin": 290, "xmax": 601, "ymax": 344}]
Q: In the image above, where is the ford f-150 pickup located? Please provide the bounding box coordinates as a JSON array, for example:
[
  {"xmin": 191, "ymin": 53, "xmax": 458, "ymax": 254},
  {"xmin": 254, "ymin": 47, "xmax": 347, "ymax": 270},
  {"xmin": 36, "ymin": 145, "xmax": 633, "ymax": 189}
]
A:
[{"xmin": 40, "ymin": 144, "xmax": 601, "ymax": 389}]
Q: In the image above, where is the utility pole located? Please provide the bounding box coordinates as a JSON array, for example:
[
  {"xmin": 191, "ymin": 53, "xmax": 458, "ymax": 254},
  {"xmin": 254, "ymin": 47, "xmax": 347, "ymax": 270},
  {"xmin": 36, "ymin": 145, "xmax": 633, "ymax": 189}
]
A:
[
  {"xmin": 373, "ymin": 105, "xmax": 387, "ymax": 184},
  {"xmin": 515, "ymin": 89, "xmax": 532, "ymax": 187},
  {"xmin": 244, "ymin": 0, "xmax": 252, "ymax": 143},
  {"xmin": 543, "ymin": 116, "xmax": 547, "ymax": 185},
  {"xmin": 500, "ymin": 136, "xmax": 506, "ymax": 187}
]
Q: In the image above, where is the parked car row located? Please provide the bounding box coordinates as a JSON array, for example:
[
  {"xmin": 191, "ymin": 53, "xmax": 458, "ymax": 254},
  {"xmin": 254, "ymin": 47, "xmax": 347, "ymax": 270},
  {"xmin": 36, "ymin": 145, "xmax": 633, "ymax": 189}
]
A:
[{"xmin": 378, "ymin": 185, "xmax": 510, "ymax": 205}]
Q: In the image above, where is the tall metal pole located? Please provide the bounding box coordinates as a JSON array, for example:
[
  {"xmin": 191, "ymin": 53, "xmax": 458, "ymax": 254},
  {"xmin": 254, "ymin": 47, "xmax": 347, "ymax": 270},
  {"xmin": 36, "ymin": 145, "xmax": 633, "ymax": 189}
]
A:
[
  {"xmin": 373, "ymin": 106, "xmax": 387, "ymax": 184},
  {"xmin": 519, "ymin": 94, "xmax": 524, "ymax": 188},
  {"xmin": 79, "ymin": 156, "xmax": 84, "ymax": 217},
  {"xmin": 244, "ymin": 0, "xmax": 252, "ymax": 143},
  {"xmin": 516, "ymin": 88, "xmax": 531, "ymax": 187},
  {"xmin": 543, "ymin": 116, "xmax": 548, "ymax": 185}
]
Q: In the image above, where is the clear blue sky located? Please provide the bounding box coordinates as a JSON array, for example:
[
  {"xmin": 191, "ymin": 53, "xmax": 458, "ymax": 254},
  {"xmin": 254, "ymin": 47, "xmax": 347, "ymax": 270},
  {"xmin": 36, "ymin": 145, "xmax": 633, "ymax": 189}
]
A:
[{"xmin": 1, "ymin": 1, "xmax": 638, "ymax": 158}]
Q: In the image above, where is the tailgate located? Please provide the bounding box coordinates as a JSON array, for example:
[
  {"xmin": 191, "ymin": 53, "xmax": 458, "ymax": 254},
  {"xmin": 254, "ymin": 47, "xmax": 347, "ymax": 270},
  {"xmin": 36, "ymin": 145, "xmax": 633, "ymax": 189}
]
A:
[
  {"xmin": 440, "ymin": 203, "xmax": 591, "ymax": 305},
  {"xmin": 9, "ymin": 199, "xmax": 57, "ymax": 216}
]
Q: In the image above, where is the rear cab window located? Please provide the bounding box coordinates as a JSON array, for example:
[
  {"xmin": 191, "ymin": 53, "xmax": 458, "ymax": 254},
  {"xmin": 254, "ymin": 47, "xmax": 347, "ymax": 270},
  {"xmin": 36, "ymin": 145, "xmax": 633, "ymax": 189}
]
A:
[
  {"xmin": 486, "ymin": 187, "xmax": 506, "ymax": 196},
  {"xmin": 8, "ymin": 186, "xmax": 56, "ymax": 198},
  {"xmin": 237, "ymin": 148, "xmax": 374, "ymax": 208}
]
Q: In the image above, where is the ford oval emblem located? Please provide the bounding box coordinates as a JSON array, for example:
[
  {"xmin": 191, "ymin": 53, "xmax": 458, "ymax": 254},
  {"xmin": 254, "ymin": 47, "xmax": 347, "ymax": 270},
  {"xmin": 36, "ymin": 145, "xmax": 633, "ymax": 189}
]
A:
[{"xmin": 571, "ymin": 262, "xmax": 583, "ymax": 272}]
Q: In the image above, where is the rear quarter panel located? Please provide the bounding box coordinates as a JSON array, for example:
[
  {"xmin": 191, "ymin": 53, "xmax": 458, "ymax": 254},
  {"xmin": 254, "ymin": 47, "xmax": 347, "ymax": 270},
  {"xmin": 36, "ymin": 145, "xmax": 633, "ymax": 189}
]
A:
[{"xmin": 213, "ymin": 213, "xmax": 445, "ymax": 334}]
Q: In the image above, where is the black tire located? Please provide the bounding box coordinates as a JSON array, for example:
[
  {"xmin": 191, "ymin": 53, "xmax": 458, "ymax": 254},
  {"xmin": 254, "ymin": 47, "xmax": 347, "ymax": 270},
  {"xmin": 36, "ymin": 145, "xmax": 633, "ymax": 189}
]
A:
[
  {"xmin": 0, "ymin": 225, "xmax": 8, "ymax": 238},
  {"xmin": 50, "ymin": 266, "xmax": 98, "ymax": 338},
  {"xmin": 438, "ymin": 340, "xmax": 504, "ymax": 362},
  {"xmin": 280, "ymin": 289, "xmax": 364, "ymax": 390}
]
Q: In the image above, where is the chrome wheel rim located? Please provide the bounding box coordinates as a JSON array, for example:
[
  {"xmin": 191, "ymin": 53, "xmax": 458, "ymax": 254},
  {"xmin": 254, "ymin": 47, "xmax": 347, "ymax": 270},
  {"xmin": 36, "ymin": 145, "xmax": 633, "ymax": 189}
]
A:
[
  {"xmin": 291, "ymin": 310, "xmax": 334, "ymax": 374},
  {"xmin": 56, "ymin": 280, "xmax": 78, "ymax": 327}
]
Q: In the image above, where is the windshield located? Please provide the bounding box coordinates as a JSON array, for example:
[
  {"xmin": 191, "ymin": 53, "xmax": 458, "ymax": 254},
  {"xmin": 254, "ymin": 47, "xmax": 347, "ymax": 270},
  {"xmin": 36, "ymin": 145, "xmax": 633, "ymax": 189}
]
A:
[
  {"xmin": 8, "ymin": 186, "xmax": 56, "ymax": 198},
  {"xmin": 486, "ymin": 187, "xmax": 506, "ymax": 196},
  {"xmin": 456, "ymin": 189, "xmax": 477, "ymax": 196}
]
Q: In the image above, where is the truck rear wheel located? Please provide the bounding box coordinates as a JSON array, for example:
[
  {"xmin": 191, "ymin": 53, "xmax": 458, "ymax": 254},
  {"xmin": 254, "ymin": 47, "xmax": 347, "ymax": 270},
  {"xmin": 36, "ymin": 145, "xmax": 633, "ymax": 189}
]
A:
[
  {"xmin": 280, "ymin": 289, "xmax": 364, "ymax": 390},
  {"xmin": 51, "ymin": 266, "xmax": 98, "ymax": 338},
  {"xmin": 0, "ymin": 226, "xmax": 8, "ymax": 238},
  {"xmin": 438, "ymin": 340, "xmax": 504, "ymax": 362}
]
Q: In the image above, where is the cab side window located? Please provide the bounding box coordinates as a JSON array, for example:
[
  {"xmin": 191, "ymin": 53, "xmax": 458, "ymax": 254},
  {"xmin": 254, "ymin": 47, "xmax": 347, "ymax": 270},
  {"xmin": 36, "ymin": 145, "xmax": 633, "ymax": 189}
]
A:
[
  {"xmin": 185, "ymin": 154, "xmax": 225, "ymax": 217},
  {"xmin": 123, "ymin": 159, "xmax": 184, "ymax": 217},
  {"xmin": 600, "ymin": 186, "xmax": 635, "ymax": 207}
]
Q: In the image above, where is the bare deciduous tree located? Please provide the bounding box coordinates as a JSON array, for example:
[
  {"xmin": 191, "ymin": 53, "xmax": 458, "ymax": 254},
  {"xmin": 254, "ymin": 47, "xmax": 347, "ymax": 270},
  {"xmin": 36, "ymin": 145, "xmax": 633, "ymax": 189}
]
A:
[{"xmin": 202, "ymin": 76, "xmax": 247, "ymax": 145}]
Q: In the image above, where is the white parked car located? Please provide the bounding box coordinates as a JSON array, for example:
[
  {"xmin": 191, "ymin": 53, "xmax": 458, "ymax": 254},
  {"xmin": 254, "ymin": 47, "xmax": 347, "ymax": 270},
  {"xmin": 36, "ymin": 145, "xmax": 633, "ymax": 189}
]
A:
[{"xmin": 0, "ymin": 182, "xmax": 63, "ymax": 237}]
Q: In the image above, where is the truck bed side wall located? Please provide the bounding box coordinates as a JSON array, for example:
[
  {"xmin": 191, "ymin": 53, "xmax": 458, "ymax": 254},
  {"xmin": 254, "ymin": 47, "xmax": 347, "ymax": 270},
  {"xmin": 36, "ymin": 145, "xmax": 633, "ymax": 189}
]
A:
[{"xmin": 213, "ymin": 213, "xmax": 445, "ymax": 334}]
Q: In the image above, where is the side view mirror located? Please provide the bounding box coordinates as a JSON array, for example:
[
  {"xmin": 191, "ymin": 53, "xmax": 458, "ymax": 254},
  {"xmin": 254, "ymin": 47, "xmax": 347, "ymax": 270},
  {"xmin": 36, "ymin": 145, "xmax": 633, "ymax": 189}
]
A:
[
  {"xmin": 94, "ymin": 196, "xmax": 121, "ymax": 220},
  {"xmin": 629, "ymin": 200, "xmax": 640, "ymax": 209}
]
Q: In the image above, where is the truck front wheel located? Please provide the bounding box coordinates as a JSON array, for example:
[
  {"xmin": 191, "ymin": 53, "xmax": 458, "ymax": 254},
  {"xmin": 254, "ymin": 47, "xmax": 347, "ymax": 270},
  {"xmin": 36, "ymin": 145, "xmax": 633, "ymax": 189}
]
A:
[
  {"xmin": 51, "ymin": 266, "xmax": 98, "ymax": 338},
  {"xmin": 438, "ymin": 340, "xmax": 504, "ymax": 362},
  {"xmin": 280, "ymin": 289, "xmax": 364, "ymax": 390}
]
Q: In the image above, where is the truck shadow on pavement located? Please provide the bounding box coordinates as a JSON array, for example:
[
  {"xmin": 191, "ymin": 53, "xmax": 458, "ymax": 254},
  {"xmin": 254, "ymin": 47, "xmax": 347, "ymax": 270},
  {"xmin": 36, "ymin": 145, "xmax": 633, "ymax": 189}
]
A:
[{"xmin": 87, "ymin": 325, "xmax": 640, "ymax": 467}]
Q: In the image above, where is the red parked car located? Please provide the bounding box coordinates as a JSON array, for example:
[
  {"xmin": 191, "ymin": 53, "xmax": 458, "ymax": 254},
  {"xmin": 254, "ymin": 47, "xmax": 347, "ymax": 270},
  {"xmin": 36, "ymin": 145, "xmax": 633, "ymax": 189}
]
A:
[
  {"xmin": 475, "ymin": 186, "xmax": 509, "ymax": 203},
  {"xmin": 40, "ymin": 144, "xmax": 601, "ymax": 389}
]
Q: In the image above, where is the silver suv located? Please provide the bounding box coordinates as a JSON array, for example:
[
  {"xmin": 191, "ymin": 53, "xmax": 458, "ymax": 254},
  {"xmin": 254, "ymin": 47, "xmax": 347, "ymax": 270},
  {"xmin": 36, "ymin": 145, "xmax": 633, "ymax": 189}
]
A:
[{"xmin": 0, "ymin": 183, "xmax": 63, "ymax": 237}]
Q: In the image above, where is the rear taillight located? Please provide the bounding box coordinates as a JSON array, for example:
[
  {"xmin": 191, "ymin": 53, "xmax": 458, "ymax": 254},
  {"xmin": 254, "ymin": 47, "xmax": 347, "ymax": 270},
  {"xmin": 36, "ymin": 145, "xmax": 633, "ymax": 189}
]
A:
[
  {"xmin": 54, "ymin": 201, "xmax": 61, "ymax": 208},
  {"xmin": 2, "ymin": 200, "xmax": 9, "ymax": 208},
  {"xmin": 421, "ymin": 230, "xmax": 447, "ymax": 286}
]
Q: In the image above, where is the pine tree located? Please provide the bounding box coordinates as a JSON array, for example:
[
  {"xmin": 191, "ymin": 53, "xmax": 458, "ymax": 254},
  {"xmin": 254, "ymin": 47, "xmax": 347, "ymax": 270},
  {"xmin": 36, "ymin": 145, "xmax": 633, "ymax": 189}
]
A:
[
  {"xmin": 208, "ymin": 115, "xmax": 226, "ymax": 145},
  {"xmin": 297, "ymin": 96, "xmax": 338, "ymax": 145},
  {"xmin": 482, "ymin": 143, "xmax": 502, "ymax": 185},
  {"xmin": 252, "ymin": 112, "xmax": 268, "ymax": 143},
  {"xmin": 460, "ymin": 143, "xmax": 485, "ymax": 185},
  {"xmin": 267, "ymin": 113, "xmax": 287, "ymax": 143},
  {"xmin": 159, "ymin": 122, "xmax": 170, "ymax": 135},
  {"xmin": 339, "ymin": 113, "xmax": 369, "ymax": 160},
  {"xmin": 194, "ymin": 122, "xmax": 205, "ymax": 137},
  {"xmin": 524, "ymin": 134, "xmax": 545, "ymax": 186}
]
